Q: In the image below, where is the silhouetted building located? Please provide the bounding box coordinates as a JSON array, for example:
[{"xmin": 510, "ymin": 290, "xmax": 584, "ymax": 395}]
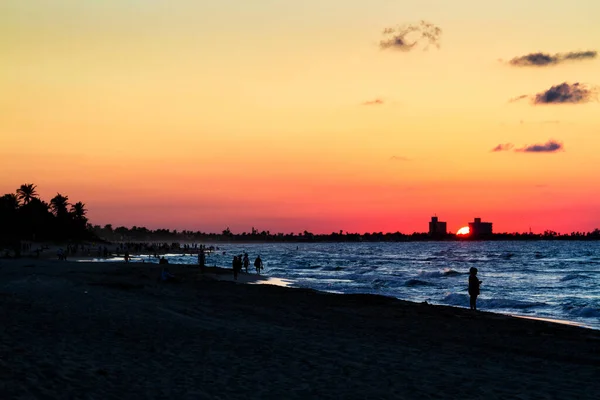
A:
[
  {"xmin": 429, "ymin": 216, "xmax": 447, "ymax": 237},
  {"xmin": 468, "ymin": 217, "xmax": 493, "ymax": 237}
]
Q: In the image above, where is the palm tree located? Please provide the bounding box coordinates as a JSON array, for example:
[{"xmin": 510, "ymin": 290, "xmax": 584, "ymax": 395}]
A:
[
  {"xmin": 70, "ymin": 201, "xmax": 87, "ymax": 220},
  {"xmin": 16, "ymin": 183, "xmax": 38, "ymax": 205},
  {"xmin": 50, "ymin": 193, "xmax": 70, "ymax": 217},
  {"xmin": 0, "ymin": 193, "xmax": 20, "ymax": 210}
]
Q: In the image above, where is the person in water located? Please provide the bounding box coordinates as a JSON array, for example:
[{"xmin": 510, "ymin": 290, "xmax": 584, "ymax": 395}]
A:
[
  {"xmin": 243, "ymin": 253, "xmax": 250, "ymax": 273},
  {"xmin": 254, "ymin": 256, "xmax": 263, "ymax": 274},
  {"xmin": 468, "ymin": 267, "xmax": 482, "ymax": 310}
]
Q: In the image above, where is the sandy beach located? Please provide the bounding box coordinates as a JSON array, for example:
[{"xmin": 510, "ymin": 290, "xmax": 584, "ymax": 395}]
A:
[{"xmin": 0, "ymin": 258, "xmax": 598, "ymax": 400}]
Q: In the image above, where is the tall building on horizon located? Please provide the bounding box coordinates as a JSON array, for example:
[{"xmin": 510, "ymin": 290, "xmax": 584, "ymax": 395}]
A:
[
  {"xmin": 429, "ymin": 216, "xmax": 447, "ymax": 237},
  {"xmin": 468, "ymin": 217, "xmax": 493, "ymax": 237}
]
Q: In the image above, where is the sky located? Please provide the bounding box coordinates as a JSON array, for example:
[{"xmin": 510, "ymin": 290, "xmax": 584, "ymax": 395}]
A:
[{"xmin": 1, "ymin": 0, "xmax": 599, "ymax": 234}]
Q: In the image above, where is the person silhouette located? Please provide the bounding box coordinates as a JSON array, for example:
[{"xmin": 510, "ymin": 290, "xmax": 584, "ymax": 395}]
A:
[
  {"xmin": 254, "ymin": 256, "xmax": 263, "ymax": 274},
  {"xmin": 243, "ymin": 253, "xmax": 250, "ymax": 273},
  {"xmin": 198, "ymin": 248, "xmax": 206, "ymax": 273},
  {"xmin": 468, "ymin": 267, "xmax": 482, "ymax": 310},
  {"xmin": 232, "ymin": 256, "xmax": 238, "ymax": 280}
]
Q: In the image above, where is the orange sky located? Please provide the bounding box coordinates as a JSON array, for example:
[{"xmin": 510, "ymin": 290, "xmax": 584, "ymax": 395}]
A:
[{"xmin": 1, "ymin": 1, "xmax": 599, "ymax": 234}]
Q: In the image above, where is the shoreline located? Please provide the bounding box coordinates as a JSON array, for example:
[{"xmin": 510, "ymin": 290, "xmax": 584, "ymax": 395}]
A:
[
  {"xmin": 1, "ymin": 258, "xmax": 599, "ymax": 399},
  {"xmin": 9, "ymin": 250, "xmax": 597, "ymax": 332},
  {"xmin": 69, "ymin": 256, "xmax": 598, "ymax": 331}
]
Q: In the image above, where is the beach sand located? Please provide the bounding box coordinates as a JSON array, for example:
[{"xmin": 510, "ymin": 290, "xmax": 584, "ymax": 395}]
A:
[{"xmin": 0, "ymin": 259, "xmax": 598, "ymax": 399}]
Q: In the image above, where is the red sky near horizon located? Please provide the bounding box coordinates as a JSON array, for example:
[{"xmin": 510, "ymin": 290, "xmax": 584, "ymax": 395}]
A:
[{"xmin": 2, "ymin": 1, "xmax": 599, "ymax": 234}]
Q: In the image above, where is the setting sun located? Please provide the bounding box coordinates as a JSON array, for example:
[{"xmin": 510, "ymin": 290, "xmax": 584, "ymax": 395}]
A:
[{"xmin": 457, "ymin": 227, "xmax": 470, "ymax": 235}]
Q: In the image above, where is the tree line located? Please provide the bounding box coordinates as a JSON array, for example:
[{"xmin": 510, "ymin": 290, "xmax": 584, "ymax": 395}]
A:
[
  {"xmin": 91, "ymin": 225, "xmax": 600, "ymax": 243},
  {"xmin": 0, "ymin": 184, "xmax": 93, "ymax": 246}
]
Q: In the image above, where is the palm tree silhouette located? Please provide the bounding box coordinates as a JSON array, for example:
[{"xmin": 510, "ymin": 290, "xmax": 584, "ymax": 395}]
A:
[
  {"xmin": 50, "ymin": 193, "xmax": 70, "ymax": 217},
  {"xmin": 0, "ymin": 193, "xmax": 20, "ymax": 210},
  {"xmin": 16, "ymin": 183, "xmax": 38, "ymax": 205},
  {"xmin": 70, "ymin": 201, "xmax": 87, "ymax": 220}
]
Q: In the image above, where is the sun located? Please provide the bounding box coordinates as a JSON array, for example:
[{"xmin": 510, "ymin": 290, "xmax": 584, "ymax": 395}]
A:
[{"xmin": 456, "ymin": 226, "xmax": 470, "ymax": 235}]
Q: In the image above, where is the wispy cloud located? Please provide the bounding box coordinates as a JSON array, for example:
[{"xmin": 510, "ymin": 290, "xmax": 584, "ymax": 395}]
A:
[
  {"xmin": 390, "ymin": 155, "xmax": 410, "ymax": 161},
  {"xmin": 509, "ymin": 94, "xmax": 529, "ymax": 103},
  {"xmin": 509, "ymin": 51, "xmax": 597, "ymax": 67},
  {"xmin": 510, "ymin": 82, "xmax": 597, "ymax": 105},
  {"xmin": 379, "ymin": 21, "xmax": 442, "ymax": 52},
  {"xmin": 362, "ymin": 99, "xmax": 384, "ymax": 106},
  {"xmin": 493, "ymin": 140, "xmax": 564, "ymax": 153},
  {"xmin": 491, "ymin": 143, "xmax": 514, "ymax": 152},
  {"xmin": 517, "ymin": 140, "xmax": 564, "ymax": 153}
]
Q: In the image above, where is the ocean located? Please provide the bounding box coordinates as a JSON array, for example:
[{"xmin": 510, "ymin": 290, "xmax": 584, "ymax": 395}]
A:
[{"xmin": 98, "ymin": 241, "xmax": 600, "ymax": 329}]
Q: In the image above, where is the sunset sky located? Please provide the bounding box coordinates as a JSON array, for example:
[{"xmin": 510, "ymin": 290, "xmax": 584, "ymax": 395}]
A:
[{"xmin": 1, "ymin": 0, "xmax": 599, "ymax": 234}]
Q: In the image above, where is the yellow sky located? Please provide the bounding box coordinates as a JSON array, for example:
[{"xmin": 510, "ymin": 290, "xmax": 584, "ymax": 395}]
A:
[{"xmin": 1, "ymin": 1, "xmax": 599, "ymax": 233}]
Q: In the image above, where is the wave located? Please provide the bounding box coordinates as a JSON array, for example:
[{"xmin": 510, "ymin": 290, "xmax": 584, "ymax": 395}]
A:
[
  {"xmin": 480, "ymin": 298, "xmax": 547, "ymax": 310},
  {"xmin": 560, "ymin": 274, "xmax": 592, "ymax": 282},
  {"xmin": 404, "ymin": 279, "xmax": 435, "ymax": 287},
  {"xmin": 268, "ymin": 268, "xmax": 288, "ymax": 274},
  {"xmin": 567, "ymin": 307, "xmax": 600, "ymax": 318},
  {"xmin": 321, "ymin": 266, "xmax": 344, "ymax": 272},
  {"xmin": 300, "ymin": 264, "xmax": 322, "ymax": 270},
  {"xmin": 442, "ymin": 268, "xmax": 462, "ymax": 276},
  {"xmin": 442, "ymin": 293, "xmax": 469, "ymax": 306},
  {"xmin": 371, "ymin": 279, "xmax": 389, "ymax": 289},
  {"xmin": 441, "ymin": 294, "xmax": 546, "ymax": 310},
  {"xmin": 418, "ymin": 268, "xmax": 462, "ymax": 278}
]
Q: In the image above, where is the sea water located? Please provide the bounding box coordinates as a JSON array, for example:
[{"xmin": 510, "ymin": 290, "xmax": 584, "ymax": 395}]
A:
[{"xmin": 99, "ymin": 241, "xmax": 600, "ymax": 329}]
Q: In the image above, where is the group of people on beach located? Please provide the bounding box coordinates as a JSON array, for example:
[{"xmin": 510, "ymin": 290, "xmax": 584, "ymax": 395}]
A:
[
  {"xmin": 232, "ymin": 253, "xmax": 263, "ymax": 280},
  {"xmin": 53, "ymin": 238, "xmax": 483, "ymax": 311}
]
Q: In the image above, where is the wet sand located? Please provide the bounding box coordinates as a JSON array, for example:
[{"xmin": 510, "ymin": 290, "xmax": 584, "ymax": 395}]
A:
[{"xmin": 0, "ymin": 259, "xmax": 598, "ymax": 399}]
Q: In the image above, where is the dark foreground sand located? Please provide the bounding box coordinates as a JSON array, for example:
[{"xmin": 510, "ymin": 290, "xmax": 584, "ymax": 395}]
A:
[{"xmin": 0, "ymin": 259, "xmax": 598, "ymax": 400}]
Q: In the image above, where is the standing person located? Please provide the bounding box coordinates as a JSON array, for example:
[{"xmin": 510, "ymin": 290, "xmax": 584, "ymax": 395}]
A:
[
  {"xmin": 232, "ymin": 256, "xmax": 239, "ymax": 280},
  {"xmin": 243, "ymin": 253, "xmax": 250, "ymax": 273},
  {"xmin": 254, "ymin": 255, "xmax": 263, "ymax": 274},
  {"xmin": 198, "ymin": 248, "xmax": 206, "ymax": 273},
  {"xmin": 468, "ymin": 267, "xmax": 482, "ymax": 311}
]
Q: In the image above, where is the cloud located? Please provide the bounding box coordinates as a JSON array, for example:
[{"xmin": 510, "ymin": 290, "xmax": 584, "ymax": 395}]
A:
[
  {"xmin": 509, "ymin": 94, "xmax": 529, "ymax": 103},
  {"xmin": 563, "ymin": 50, "xmax": 597, "ymax": 60},
  {"xmin": 533, "ymin": 82, "xmax": 596, "ymax": 104},
  {"xmin": 510, "ymin": 83, "xmax": 597, "ymax": 105},
  {"xmin": 492, "ymin": 140, "xmax": 564, "ymax": 153},
  {"xmin": 516, "ymin": 140, "xmax": 564, "ymax": 153},
  {"xmin": 491, "ymin": 143, "xmax": 514, "ymax": 152},
  {"xmin": 509, "ymin": 50, "xmax": 597, "ymax": 67},
  {"xmin": 390, "ymin": 155, "xmax": 410, "ymax": 161},
  {"xmin": 362, "ymin": 99, "xmax": 384, "ymax": 106},
  {"xmin": 379, "ymin": 21, "xmax": 442, "ymax": 52}
]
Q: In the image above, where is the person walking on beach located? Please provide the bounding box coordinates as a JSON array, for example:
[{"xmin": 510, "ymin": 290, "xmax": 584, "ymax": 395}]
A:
[
  {"xmin": 468, "ymin": 267, "xmax": 482, "ymax": 311},
  {"xmin": 254, "ymin": 255, "xmax": 263, "ymax": 274}
]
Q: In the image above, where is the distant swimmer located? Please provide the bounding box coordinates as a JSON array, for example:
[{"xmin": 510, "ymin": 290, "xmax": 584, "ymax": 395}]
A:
[
  {"xmin": 468, "ymin": 267, "xmax": 482, "ymax": 311},
  {"xmin": 254, "ymin": 256, "xmax": 263, "ymax": 274}
]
